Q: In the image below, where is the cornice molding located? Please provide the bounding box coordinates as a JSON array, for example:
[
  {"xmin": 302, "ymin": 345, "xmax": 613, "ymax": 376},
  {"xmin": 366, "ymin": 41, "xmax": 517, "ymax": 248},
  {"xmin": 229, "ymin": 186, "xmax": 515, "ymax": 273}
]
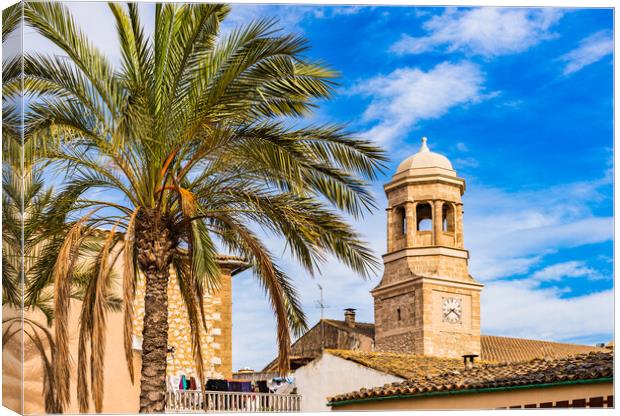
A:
[
  {"xmin": 372, "ymin": 275, "xmax": 483, "ymax": 297},
  {"xmin": 383, "ymin": 246, "xmax": 469, "ymax": 263}
]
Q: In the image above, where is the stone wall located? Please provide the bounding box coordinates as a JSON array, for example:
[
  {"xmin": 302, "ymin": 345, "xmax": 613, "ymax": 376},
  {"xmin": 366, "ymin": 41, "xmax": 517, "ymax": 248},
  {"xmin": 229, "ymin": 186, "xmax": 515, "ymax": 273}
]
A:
[
  {"xmin": 263, "ymin": 320, "xmax": 374, "ymax": 371},
  {"xmin": 133, "ymin": 266, "xmax": 234, "ymax": 380},
  {"xmin": 373, "ymin": 279, "xmax": 481, "ymax": 357},
  {"xmin": 405, "ymin": 254, "xmax": 470, "ymax": 281},
  {"xmin": 422, "ymin": 282, "xmax": 481, "ymax": 358},
  {"xmin": 374, "ymin": 165, "xmax": 481, "ymax": 359},
  {"xmin": 373, "ymin": 281, "xmax": 424, "ymax": 354},
  {"xmin": 290, "ymin": 321, "xmax": 374, "ymax": 359},
  {"xmin": 386, "ymin": 181, "xmax": 465, "ymax": 253},
  {"xmin": 380, "ymin": 254, "xmax": 471, "ymax": 288}
]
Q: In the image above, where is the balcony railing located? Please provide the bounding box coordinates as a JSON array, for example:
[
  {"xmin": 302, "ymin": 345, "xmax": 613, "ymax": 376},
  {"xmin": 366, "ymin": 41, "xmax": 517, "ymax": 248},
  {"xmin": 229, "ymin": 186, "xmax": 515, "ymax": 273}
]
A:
[{"xmin": 165, "ymin": 390, "xmax": 301, "ymax": 413}]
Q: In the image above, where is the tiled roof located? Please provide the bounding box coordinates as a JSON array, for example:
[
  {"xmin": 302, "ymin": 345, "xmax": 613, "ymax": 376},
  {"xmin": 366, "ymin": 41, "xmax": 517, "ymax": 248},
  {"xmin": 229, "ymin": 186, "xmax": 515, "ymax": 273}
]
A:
[
  {"xmin": 480, "ymin": 335, "xmax": 606, "ymax": 362},
  {"xmin": 261, "ymin": 317, "xmax": 605, "ymax": 372},
  {"xmin": 215, "ymin": 254, "xmax": 249, "ymax": 274},
  {"xmin": 327, "ymin": 350, "xmax": 466, "ymax": 380},
  {"xmin": 321, "ymin": 327, "xmax": 605, "ymax": 362},
  {"xmin": 261, "ymin": 319, "xmax": 375, "ymax": 372},
  {"xmin": 329, "ymin": 351, "xmax": 614, "ymax": 404},
  {"xmin": 289, "ymin": 318, "xmax": 602, "ymax": 363},
  {"xmin": 323, "ymin": 319, "xmax": 375, "ymax": 338}
]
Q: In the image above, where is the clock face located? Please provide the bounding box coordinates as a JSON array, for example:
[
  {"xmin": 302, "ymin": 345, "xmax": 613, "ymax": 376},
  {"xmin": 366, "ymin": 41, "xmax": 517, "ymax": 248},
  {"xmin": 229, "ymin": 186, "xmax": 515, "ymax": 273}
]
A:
[{"xmin": 442, "ymin": 297, "xmax": 462, "ymax": 324}]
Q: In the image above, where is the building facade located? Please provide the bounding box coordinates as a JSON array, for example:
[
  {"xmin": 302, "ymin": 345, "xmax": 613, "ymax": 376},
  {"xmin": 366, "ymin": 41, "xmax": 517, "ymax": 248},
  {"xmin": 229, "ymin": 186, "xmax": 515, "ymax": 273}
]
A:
[
  {"xmin": 328, "ymin": 351, "xmax": 614, "ymax": 410},
  {"xmin": 132, "ymin": 256, "xmax": 247, "ymax": 381},
  {"xmin": 3, "ymin": 256, "xmax": 247, "ymax": 414},
  {"xmin": 372, "ymin": 137, "xmax": 482, "ymax": 358},
  {"xmin": 294, "ymin": 349, "xmax": 472, "ymax": 411},
  {"xmin": 259, "ymin": 137, "xmax": 611, "ymax": 412},
  {"xmin": 262, "ymin": 309, "xmax": 374, "ymax": 372}
]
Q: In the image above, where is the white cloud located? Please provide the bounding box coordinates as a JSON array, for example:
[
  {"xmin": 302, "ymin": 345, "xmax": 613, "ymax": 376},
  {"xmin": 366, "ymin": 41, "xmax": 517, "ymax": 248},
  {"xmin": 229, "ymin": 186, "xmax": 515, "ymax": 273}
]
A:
[
  {"xmin": 232, "ymin": 188, "xmax": 388, "ymax": 370},
  {"xmin": 455, "ymin": 142, "xmax": 469, "ymax": 152},
  {"xmin": 391, "ymin": 7, "xmax": 563, "ymax": 57},
  {"xmin": 466, "ymin": 171, "xmax": 612, "ymax": 281},
  {"xmin": 233, "ymin": 166, "xmax": 612, "ymax": 369},
  {"xmin": 222, "ymin": 4, "xmax": 309, "ymax": 35},
  {"xmin": 314, "ymin": 6, "xmax": 364, "ymax": 19},
  {"xmin": 224, "ymin": 4, "xmax": 364, "ymax": 36},
  {"xmin": 354, "ymin": 61, "xmax": 491, "ymax": 146},
  {"xmin": 482, "ymin": 280, "xmax": 612, "ymax": 342},
  {"xmin": 453, "ymin": 157, "xmax": 479, "ymax": 168},
  {"xmin": 560, "ymin": 30, "xmax": 613, "ymax": 75},
  {"xmin": 476, "ymin": 175, "xmax": 613, "ymax": 343},
  {"xmin": 530, "ymin": 261, "xmax": 601, "ymax": 282}
]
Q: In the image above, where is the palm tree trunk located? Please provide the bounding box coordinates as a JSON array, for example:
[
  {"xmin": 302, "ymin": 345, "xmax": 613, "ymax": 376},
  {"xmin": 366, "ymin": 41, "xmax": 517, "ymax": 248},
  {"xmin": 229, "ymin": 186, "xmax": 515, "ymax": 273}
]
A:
[{"xmin": 135, "ymin": 209, "xmax": 177, "ymax": 413}]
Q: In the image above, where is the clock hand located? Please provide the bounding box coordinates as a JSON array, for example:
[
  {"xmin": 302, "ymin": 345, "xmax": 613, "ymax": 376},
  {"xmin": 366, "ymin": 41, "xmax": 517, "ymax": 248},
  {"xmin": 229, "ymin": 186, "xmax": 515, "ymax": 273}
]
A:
[{"xmin": 448, "ymin": 308, "xmax": 460, "ymax": 320}]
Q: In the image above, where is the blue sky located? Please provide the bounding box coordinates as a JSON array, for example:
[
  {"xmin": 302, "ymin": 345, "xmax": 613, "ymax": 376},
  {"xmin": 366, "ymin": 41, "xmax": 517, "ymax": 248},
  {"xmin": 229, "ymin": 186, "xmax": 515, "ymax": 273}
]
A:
[
  {"xmin": 226, "ymin": 4, "xmax": 614, "ymax": 370},
  {"xmin": 17, "ymin": 2, "xmax": 614, "ymax": 371}
]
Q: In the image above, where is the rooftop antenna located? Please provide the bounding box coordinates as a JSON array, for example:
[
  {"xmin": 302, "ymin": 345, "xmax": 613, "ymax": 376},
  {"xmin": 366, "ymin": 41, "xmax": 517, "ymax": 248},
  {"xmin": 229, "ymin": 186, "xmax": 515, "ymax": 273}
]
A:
[
  {"xmin": 315, "ymin": 284, "xmax": 329, "ymax": 321},
  {"xmin": 315, "ymin": 284, "xmax": 330, "ymax": 351}
]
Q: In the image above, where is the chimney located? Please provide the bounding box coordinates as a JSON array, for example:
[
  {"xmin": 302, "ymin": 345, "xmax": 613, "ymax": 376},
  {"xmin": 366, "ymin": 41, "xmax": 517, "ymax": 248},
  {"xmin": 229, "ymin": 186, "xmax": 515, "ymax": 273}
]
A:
[
  {"xmin": 344, "ymin": 308, "xmax": 356, "ymax": 327},
  {"xmin": 462, "ymin": 354, "xmax": 478, "ymax": 370}
]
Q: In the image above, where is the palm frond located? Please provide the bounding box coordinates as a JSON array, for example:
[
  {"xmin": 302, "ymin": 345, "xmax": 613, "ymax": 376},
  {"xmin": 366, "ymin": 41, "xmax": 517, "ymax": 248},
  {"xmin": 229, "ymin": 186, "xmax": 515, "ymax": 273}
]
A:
[
  {"xmin": 123, "ymin": 209, "xmax": 139, "ymax": 383},
  {"xmin": 52, "ymin": 210, "xmax": 100, "ymax": 409},
  {"xmin": 24, "ymin": 1, "xmax": 121, "ymax": 116},
  {"xmin": 2, "ymin": 2, "xmax": 22, "ymax": 42},
  {"xmin": 23, "ymin": 1, "xmax": 387, "ymax": 396}
]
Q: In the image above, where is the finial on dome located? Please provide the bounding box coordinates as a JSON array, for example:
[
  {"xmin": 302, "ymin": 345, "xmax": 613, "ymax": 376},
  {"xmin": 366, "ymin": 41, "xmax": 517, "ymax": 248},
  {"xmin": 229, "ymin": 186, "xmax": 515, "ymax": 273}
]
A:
[
  {"xmin": 394, "ymin": 135, "xmax": 455, "ymax": 174},
  {"xmin": 419, "ymin": 137, "xmax": 430, "ymax": 153}
]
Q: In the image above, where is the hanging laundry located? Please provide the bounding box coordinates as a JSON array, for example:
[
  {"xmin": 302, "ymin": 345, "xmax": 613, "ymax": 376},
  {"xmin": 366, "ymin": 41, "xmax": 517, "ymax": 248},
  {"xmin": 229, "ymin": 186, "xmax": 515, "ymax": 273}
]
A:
[
  {"xmin": 256, "ymin": 380, "xmax": 269, "ymax": 393},
  {"xmin": 267, "ymin": 378, "xmax": 283, "ymax": 392},
  {"xmin": 206, "ymin": 379, "xmax": 229, "ymax": 392},
  {"xmin": 189, "ymin": 377, "xmax": 197, "ymax": 390},
  {"xmin": 179, "ymin": 375, "xmax": 187, "ymax": 391},
  {"xmin": 228, "ymin": 381, "xmax": 242, "ymax": 392},
  {"xmin": 167, "ymin": 376, "xmax": 179, "ymax": 391},
  {"xmin": 274, "ymin": 381, "xmax": 294, "ymax": 395}
]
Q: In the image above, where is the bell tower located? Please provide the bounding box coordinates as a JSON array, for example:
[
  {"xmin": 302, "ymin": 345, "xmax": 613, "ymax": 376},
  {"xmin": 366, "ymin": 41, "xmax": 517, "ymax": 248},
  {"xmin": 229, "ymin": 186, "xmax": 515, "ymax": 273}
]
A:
[{"xmin": 372, "ymin": 137, "xmax": 483, "ymax": 358}]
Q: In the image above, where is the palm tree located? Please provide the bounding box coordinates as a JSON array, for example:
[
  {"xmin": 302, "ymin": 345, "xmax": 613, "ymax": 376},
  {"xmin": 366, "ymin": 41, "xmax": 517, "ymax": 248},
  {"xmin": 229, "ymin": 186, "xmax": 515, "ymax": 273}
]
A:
[
  {"xmin": 3, "ymin": 4, "xmax": 122, "ymax": 413},
  {"xmin": 2, "ymin": 5, "xmax": 63, "ymax": 411},
  {"xmin": 23, "ymin": 2, "xmax": 387, "ymax": 413},
  {"xmin": 2, "ymin": 41, "xmax": 63, "ymax": 411}
]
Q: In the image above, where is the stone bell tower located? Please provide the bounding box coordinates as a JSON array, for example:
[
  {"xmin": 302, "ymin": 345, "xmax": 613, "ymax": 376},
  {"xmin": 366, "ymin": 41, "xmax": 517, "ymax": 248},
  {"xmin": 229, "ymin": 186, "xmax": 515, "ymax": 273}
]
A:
[{"xmin": 372, "ymin": 137, "xmax": 483, "ymax": 358}]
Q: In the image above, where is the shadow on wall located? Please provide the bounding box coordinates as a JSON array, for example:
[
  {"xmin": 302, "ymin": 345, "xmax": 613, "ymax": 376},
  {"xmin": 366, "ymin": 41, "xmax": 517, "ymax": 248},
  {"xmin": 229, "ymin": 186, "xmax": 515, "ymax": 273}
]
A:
[{"xmin": 2, "ymin": 301, "xmax": 141, "ymax": 414}]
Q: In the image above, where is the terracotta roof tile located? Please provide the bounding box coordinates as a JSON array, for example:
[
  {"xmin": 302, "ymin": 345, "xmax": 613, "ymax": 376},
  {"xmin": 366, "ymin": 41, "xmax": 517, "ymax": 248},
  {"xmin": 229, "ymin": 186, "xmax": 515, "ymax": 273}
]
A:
[
  {"xmin": 326, "ymin": 350, "xmax": 467, "ymax": 380},
  {"xmin": 261, "ymin": 318, "xmax": 605, "ymax": 373},
  {"xmin": 480, "ymin": 335, "xmax": 606, "ymax": 362},
  {"xmin": 328, "ymin": 351, "xmax": 614, "ymax": 404}
]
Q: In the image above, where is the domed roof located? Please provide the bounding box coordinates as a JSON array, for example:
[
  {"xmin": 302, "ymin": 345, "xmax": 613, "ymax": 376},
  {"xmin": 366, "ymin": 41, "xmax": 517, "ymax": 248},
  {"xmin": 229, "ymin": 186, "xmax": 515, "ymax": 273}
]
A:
[{"xmin": 396, "ymin": 137, "xmax": 454, "ymax": 174}]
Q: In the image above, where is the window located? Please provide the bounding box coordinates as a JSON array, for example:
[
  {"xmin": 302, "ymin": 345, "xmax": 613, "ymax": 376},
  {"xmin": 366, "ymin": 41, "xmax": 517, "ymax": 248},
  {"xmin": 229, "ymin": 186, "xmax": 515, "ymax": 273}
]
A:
[
  {"xmin": 396, "ymin": 308, "xmax": 401, "ymax": 321},
  {"xmin": 416, "ymin": 203, "xmax": 432, "ymax": 231},
  {"xmin": 395, "ymin": 206, "xmax": 406, "ymax": 236},
  {"xmin": 442, "ymin": 203, "xmax": 455, "ymax": 232}
]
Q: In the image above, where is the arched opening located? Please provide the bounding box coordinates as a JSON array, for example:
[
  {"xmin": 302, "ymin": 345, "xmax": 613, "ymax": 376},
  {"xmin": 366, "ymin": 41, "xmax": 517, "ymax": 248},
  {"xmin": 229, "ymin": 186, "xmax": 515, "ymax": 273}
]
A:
[
  {"xmin": 396, "ymin": 308, "xmax": 401, "ymax": 321},
  {"xmin": 416, "ymin": 203, "xmax": 432, "ymax": 231},
  {"xmin": 395, "ymin": 205, "xmax": 406, "ymax": 236},
  {"xmin": 442, "ymin": 203, "xmax": 455, "ymax": 232}
]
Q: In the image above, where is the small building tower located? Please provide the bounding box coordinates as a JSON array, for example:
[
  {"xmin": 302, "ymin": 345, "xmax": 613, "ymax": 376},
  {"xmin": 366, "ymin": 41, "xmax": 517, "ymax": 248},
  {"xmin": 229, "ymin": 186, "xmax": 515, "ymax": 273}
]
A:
[{"xmin": 372, "ymin": 137, "xmax": 483, "ymax": 358}]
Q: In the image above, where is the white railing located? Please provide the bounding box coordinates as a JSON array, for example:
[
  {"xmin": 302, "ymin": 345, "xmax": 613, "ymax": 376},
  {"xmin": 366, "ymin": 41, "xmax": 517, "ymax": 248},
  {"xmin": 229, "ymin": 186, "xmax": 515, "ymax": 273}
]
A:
[{"xmin": 165, "ymin": 390, "xmax": 301, "ymax": 413}]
